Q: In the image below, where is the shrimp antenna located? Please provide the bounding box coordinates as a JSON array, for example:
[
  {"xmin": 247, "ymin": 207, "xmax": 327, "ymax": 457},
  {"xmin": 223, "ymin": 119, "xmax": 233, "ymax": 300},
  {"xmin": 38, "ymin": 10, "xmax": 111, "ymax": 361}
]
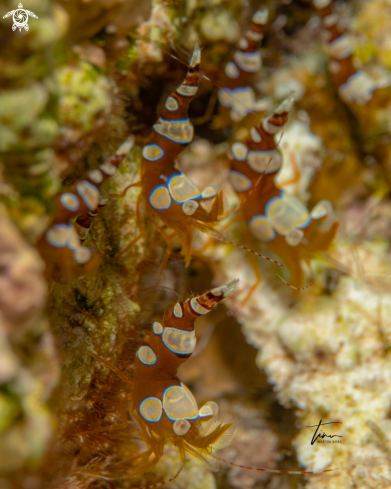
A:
[
  {"xmin": 204, "ymin": 228, "xmax": 285, "ymax": 268},
  {"xmin": 129, "ymin": 33, "xmax": 260, "ymax": 116},
  {"xmin": 201, "ymin": 228, "xmax": 314, "ymax": 292},
  {"xmin": 141, "ymin": 285, "xmax": 181, "ymax": 300},
  {"xmin": 277, "ymin": 274, "xmax": 314, "ymax": 291},
  {"xmin": 214, "ymin": 455, "xmax": 335, "ymax": 475},
  {"xmin": 89, "ymin": 351, "xmax": 133, "ymax": 387},
  {"xmin": 134, "ymin": 462, "xmax": 184, "ymax": 489}
]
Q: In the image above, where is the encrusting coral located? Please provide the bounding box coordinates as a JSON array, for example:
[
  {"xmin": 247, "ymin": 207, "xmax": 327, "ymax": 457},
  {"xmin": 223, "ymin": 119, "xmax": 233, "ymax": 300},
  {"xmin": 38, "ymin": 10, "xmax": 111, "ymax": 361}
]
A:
[
  {"xmin": 0, "ymin": 206, "xmax": 58, "ymax": 476},
  {"xmin": 232, "ymin": 201, "xmax": 391, "ymax": 488}
]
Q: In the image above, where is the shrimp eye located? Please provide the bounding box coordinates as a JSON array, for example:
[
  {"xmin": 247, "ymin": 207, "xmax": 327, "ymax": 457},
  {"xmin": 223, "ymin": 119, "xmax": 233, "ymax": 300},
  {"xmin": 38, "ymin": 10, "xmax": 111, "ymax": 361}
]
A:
[{"xmin": 173, "ymin": 418, "xmax": 191, "ymax": 436}]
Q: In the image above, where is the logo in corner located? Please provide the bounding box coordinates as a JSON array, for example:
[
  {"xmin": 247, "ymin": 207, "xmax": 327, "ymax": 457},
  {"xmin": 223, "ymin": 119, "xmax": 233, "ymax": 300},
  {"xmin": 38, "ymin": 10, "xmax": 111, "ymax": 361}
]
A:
[
  {"xmin": 3, "ymin": 3, "xmax": 38, "ymax": 32},
  {"xmin": 306, "ymin": 420, "xmax": 344, "ymax": 445}
]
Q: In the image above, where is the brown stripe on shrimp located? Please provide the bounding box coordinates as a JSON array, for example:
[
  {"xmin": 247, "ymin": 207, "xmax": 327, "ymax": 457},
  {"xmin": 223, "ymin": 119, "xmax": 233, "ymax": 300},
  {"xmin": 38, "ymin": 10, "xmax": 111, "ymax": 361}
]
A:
[
  {"xmin": 228, "ymin": 97, "xmax": 338, "ymax": 292},
  {"xmin": 37, "ymin": 137, "xmax": 134, "ymax": 276}
]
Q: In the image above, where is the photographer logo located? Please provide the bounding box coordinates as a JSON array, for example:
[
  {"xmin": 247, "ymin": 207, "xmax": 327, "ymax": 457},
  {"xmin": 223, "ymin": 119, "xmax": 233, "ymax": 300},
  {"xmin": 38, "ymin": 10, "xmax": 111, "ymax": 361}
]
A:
[{"xmin": 3, "ymin": 3, "xmax": 38, "ymax": 32}]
